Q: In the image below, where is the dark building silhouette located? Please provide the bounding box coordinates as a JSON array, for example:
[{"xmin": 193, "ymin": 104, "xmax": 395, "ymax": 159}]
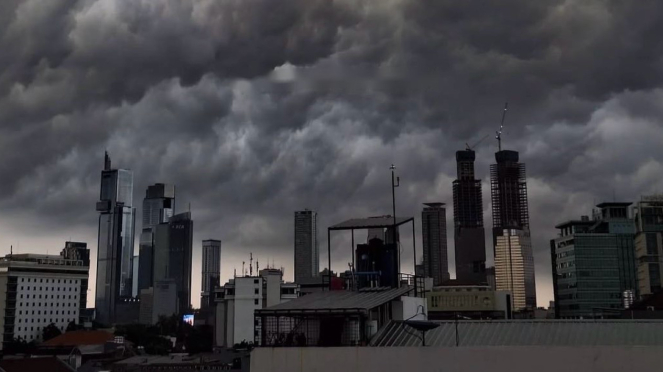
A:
[
  {"xmin": 153, "ymin": 212, "xmax": 194, "ymax": 314},
  {"xmin": 355, "ymin": 238, "xmax": 399, "ymax": 289},
  {"xmin": 491, "ymin": 150, "xmax": 536, "ymax": 311},
  {"xmin": 421, "ymin": 203, "xmax": 450, "ymax": 285},
  {"xmin": 453, "ymin": 149, "xmax": 487, "ymax": 284},
  {"xmin": 95, "ymin": 152, "xmax": 136, "ymax": 325},
  {"xmin": 201, "ymin": 239, "xmax": 221, "ymax": 308},
  {"xmin": 294, "ymin": 210, "xmax": 319, "ymax": 283}
]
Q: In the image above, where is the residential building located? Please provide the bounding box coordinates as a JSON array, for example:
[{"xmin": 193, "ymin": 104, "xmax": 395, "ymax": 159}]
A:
[
  {"xmin": 491, "ymin": 150, "xmax": 536, "ymax": 311},
  {"xmin": 95, "ymin": 152, "xmax": 136, "ymax": 325},
  {"xmin": 201, "ymin": 239, "xmax": 221, "ymax": 308},
  {"xmin": 453, "ymin": 149, "xmax": 487, "ymax": 284},
  {"xmin": 294, "ymin": 210, "xmax": 319, "ymax": 283},
  {"xmin": 634, "ymin": 196, "xmax": 663, "ymax": 298},
  {"xmin": 421, "ymin": 203, "xmax": 450, "ymax": 286},
  {"xmin": 0, "ymin": 252, "xmax": 89, "ymax": 347},
  {"xmin": 153, "ymin": 212, "xmax": 194, "ymax": 314},
  {"xmin": 426, "ymin": 282, "xmax": 511, "ymax": 320},
  {"xmin": 138, "ymin": 183, "xmax": 175, "ymax": 293},
  {"xmin": 215, "ymin": 269, "xmax": 299, "ymax": 347},
  {"xmin": 551, "ymin": 203, "xmax": 637, "ymax": 319}
]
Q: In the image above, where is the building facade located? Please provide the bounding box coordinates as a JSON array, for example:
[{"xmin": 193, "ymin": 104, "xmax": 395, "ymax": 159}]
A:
[
  {"xmin": 138, "ymin": 184, "xmax": 175, "ymax": 294},
  {"xmin": 0, "ymin": 252, "xmax": 89, "ymax": 347},
  {"xmin": 634, "ymin": 196, "xmax": 663, "ymax": 298},
  {"xmin": 95, "ymin": 152, "xmax": 136, "ymax": 325},
  {"xmin": 551, "ymin": 203, "xmax": 637, "ymax": 318},
  {"xmin": 453, "ymin": 149, "xmax": 487, "ymax": 284},
  {"xmin": 214, "ymin": 269, "xmax": 299, "ymax": 347},
  {"xmin": 426, "ymin": 284, "xmax": 511, "ymax": 320},
  {"xmin": 201, "ymin": 239, "xmax": 222, "ymax": 309},
  {"xmin": 490, "ymin": 150, "xmax": 536, "ymax": 311},
  {"xmin": 294, "ymin": 210, "xmax": 319, "ymax": 283},
  {"xmin": 421, "ymin": 203, "xmax": 450, "ymax": 286},
  {"xmin": 153, "ymin": 212, "xmax": 194, "ymax": 314},
  {"xmin": 139, "ymin": 279, "xmax": 178, "ymax": 325}
]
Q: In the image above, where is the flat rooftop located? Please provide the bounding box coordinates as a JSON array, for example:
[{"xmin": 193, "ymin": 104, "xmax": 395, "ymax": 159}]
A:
[{"xmin": 329, "ymin": 216, "xmax": 413, "ymax": 230}]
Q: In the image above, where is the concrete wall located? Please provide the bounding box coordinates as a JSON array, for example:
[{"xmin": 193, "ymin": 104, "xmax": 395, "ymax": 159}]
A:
[{"xmin": 252, "ymin": 346, "xmax": 663, "ymax": 372}]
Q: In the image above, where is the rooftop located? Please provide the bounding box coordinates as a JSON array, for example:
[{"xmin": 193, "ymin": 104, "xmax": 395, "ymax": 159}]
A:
[
  {"xmin": 370, "ymin": 320, "xmax": 663, "ymax": 347},
  {"xmin": 329, "ymin": 216, "xmax": 413, "ymax": 231},
  {"xmin": 554, "ymin": 220, "xmax": 595, "ymax": 229},
  {"xmin": 0, "ymin": 357, "xmax": 74, "ymax": 372},
  {"xmin": 43, "ymin": 330, "xmax": 115, "ymax": 347},
  {"xmin": 596, "ymin": 202, "xmax": 632, "ymax": 208},
  {"xmin": 256, "ymin": 286, "xmax": 412, "ymax": 315}
]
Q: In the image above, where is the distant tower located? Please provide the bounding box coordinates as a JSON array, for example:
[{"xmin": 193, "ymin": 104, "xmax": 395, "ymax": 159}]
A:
[
  {"xmin": 491, "ymin": 149, "xmax": 536, "ymax": 311},
  {"xmin": 422, "ymin": 203, "xmax": 450, "ymax": 285},
  {"xmin": 95, "ymin": 152, "xmax": 136, "ymax": 325},
  {"xmin": 201, "ymin": 239, "xmax": 222, "ymax": 308},
  {"xmin": 138, "ymin": 184, "xmax": 175, "ymax": 293},
  {"xmin": 294, "ymin": 210, "xmax": 319, "ymax": 282},
  {"xmin": 453, "ymin": 149, "xmax": 487, "ymax": 284}
]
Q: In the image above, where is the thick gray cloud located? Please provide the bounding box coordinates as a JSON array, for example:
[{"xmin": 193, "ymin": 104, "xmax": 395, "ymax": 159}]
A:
[{"xmin": 1, "ymin": 0, "xmax": 663, "ymax": 307}]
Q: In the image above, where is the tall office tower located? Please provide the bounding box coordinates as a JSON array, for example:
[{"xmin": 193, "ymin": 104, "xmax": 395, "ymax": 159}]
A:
[
  {"xmin": 453, "ymin": 149, "xmax": 487, "ymax": 283},
  {"xmin": 551, "ymin": 203, "xmax": 637, "ymax": 318},
  {"xmin": 294, "ymin": 210, "xmax": 319, "ymax": 283},
  {"xmin": 491, "ymin": 150, "xmax": 536, "ymax": 311},
  {"xmin": 421, "ymin": 203, "xmax": 450, "ymax": 285},
  {"xmin": 95, "ymin": 152, "xmax": 136, "ymax": 325},
  {"xmin": 201, "ymin": 239, "xmax": 222, "ymax": 308},
  {"xmin": 153, "ymin": 212, "xmax": 194, "ymax": 314},
  {"xmin": 138, "ymin": 184, "xmax": 175, "ymax": 293},
  {"xmin": 634, "ymin": 196, "xmax": 663, "ymax": 298},
  {"xmin": 132, "ymin": 255, "xmax": 139, "ymax": 297}
]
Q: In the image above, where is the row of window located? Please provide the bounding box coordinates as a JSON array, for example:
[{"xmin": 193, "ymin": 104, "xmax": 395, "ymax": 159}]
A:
[
  {"xmin": 19, "ymin": 309, "xmax": 76, "ymax": 315},
  {"xmin": 20, "ymin": 294, "xmax": 77, "ymax": 299},
  {"xmin": 21, "ymin": 286, "xmax": 77, "ymax": 291},
  {"xmin": 20, "ymin": 278, "xmax": 78, "ymax": 284},
  {"xmin": 17, "ymin": 322, "xmax": 73, "ymax": 332},
  {"xmin": 18, "ymin": 313, "xmax": 75, "ymax": 322}
]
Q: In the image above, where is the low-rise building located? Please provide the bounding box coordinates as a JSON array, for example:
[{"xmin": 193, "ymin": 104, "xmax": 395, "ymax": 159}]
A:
[
  {"xmin": 426, "ymin": 281, "xmax": 511, "ymax": 320},
  {"xmin": 214, "ymin": 269, "xmax": 299, "ymax": 347},
  {"xmin": 138, "ymin": 279, "xmax": 178, "ymax": 324}
]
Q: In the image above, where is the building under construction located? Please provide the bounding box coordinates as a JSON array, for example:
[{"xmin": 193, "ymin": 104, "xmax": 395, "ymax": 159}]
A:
[
  {"xmin": 452, "ymin": 149, "xmax": 487, "ymax": 284},
  {"xmin": 490, "ymin": 150, "xmax": 536, "ymax": 311}
]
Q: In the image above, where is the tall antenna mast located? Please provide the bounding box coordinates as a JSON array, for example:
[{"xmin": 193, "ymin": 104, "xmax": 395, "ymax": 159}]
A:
[
  {"xmin": 249, "ymin": 253, "xmax": 253, "ymax": 276},
  {"xmin": 495, "ymin": 102, "xmax": 508, "ymax": 151}
]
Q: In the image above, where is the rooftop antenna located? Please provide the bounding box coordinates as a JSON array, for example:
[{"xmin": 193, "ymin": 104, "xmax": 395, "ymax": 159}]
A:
[
  {"xmin": 234, "ymin": 268, "xmax": 237, "ymax": 278},
  {"xmin": 249, "ymin": 253, "xmax": 253, "ymax": 276},
  {"xmin": 242, "ymin": 261, "xmax": 245, "ymax": 277},
  {"xmin": 10, "ymin": 245, "xmax": 12, "ymax": 256},
  {"xmin": 256, "ymin": 260, "xmax": 259, "ymax": 273},
  {"xmin": 495, "ymin": 102, "xmax": 509, "ymax": 152}
]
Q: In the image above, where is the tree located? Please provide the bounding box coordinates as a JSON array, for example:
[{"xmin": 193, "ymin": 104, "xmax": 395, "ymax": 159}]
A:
[
  {"xmin": 42, "ymin": 323, "xmax": 62, "ymax": 342},
  {"xmin": 66, "ymin": 321, "xmax": 83, "ymax": 332}
]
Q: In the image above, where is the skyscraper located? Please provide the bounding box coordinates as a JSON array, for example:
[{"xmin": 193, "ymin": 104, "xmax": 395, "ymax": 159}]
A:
[
  {"xmin": 294, "ymin": 210, "xmax": 319, "ymax": 283},
  {"xmin": 138, "ymin": 184, "xmax": 175, "ymax": 293},
  {"xmin": 551, "ymin": 203, "xmax": 637, "ymax": 318},
  {"xmin": 491, "ymin": 150, "xmax": 536, "ymax": 311},
  {"xmin": 634, "ymin": 196, "xmax": 663, "ymax": 298},
  {"xmin": 95, "ymin": 152, "xmax": 136, "ymax": 325},
  {"xmin": 453, "ymin": 149, "xmax": 487, "ymax": 284},
  {"xmin": 153, "ymin": 212, "xmax": 194, "ymax": 314},
  {"xmin": 201, "ymin": 239, "xmax": 221, "ymax": 308},
  {"xmin": 421, "ymin": 203, "xmax": 450, "ymax": 285}
]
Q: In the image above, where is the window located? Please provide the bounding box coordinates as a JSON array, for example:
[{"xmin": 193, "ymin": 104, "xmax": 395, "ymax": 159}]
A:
[
  {"xmin": 254, "ymin": 279, "xmax": 260, "ymax": 284},
  {"xmin": 254, "ymin": 299, "xmax": 259, "ymax": 305},
  {"xmin": 254, "ymin": 289, "xmax": 259, "ymax": 294}
]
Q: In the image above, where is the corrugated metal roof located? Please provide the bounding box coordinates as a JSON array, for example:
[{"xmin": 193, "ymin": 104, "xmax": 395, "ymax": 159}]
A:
[
  {"xmin": 257, "ymin": 287, "xmax": 413, "ymax": 314},
  {"xmin": 329, "ymin": 216, "xmax": 413, "ymax": 230},
  {"xmin": 370, "ymin": 320, "xmax": 663, "ymax": 347}
]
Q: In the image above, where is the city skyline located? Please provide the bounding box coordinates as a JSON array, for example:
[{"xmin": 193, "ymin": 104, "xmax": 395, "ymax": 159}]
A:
[{"xmin": 3, "ymin": 1, "xmax": 663, "ymax": 310}]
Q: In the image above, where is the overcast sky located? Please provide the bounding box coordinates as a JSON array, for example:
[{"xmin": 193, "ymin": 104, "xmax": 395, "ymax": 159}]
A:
[{"xmin": 2, "ymin": 0, "xmax": 663, "ymax": 308}]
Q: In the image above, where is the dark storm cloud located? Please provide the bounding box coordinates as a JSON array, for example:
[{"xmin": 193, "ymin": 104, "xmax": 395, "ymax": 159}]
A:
[{"xmin": 2, "ymin": 0, "xmax": 663, "ymax": 306}]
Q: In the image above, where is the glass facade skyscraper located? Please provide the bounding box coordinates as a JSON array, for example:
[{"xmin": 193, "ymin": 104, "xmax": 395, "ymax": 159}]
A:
[
  {"xmin": 490, "ymin": 150, "xmax": 536, "ymax": 311},
  {"xmin": 201, "ymin": 239, "xmax": 221, "ymax": 308},
  {"xmin": 95, "ymin": 152, "xmax": 136, "ymax": 325},
  {"xmin": 551, "ymin": 203, "xmax": 637, "ymax": 318},
  {"xmin": 421, "ymin": 203, "xmax": 450, "ymax": 286},
  {"xmin": 294, "ymin": 210, "xmax": 319, "ymax": 283},
  {"xmin": 138, "ymin": 184, "xmax": 175, "ymax": 293}
]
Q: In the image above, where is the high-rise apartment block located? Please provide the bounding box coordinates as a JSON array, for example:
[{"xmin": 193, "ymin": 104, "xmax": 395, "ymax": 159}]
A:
[
  {"xmin": 294, "ymin": 210, "xmax": 319, "ymax": 283},
  {"xmin": 201, "ymin": 239, "xmax": 222, "ymax": 308},
  {"xmin": 453, "ymin": 149, "xmax": 487, "ymax": 284},
  {"xmin": 153, "ymin": 212, "xmax": 194, "ymax": 314},
  {"xmin": 491, "ymin": 150, "xmax": 536, "ymax": 311},
  {"xmin": 138, "ymin": 184, "xmax": 175, "ymax": 293},
  {"xmin": 0, "ymin": 247, "xmax": 89, "ymax": 346},
  {"xmin": 634, "ymin": 196, "xmax": 663, "ymax": 297},
  {"xmin": 421, "ymin": 203, "xmax": 450, "ymax": 285},
  {"xmin": 551, "ymin": 203, "xmax": 637, "ymax": 318},
  {"xmin": 95, "ymin": 152, "xmax": 136, "ymax": 325}
]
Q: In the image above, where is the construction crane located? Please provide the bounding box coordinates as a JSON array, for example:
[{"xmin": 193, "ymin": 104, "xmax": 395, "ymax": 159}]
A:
[
  {"xmin": 465, "ymin": 133, "xmax": 490, "ymax": 151},
  {"xmin": 495, "ymin": 102, "xmax": 508, "ymax": 151}
]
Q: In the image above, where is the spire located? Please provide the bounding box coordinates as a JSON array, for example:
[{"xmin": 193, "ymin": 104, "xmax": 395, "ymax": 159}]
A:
[{"xmin": 104, "ymin": 151, "xmax": 112, "ymax": 171}]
